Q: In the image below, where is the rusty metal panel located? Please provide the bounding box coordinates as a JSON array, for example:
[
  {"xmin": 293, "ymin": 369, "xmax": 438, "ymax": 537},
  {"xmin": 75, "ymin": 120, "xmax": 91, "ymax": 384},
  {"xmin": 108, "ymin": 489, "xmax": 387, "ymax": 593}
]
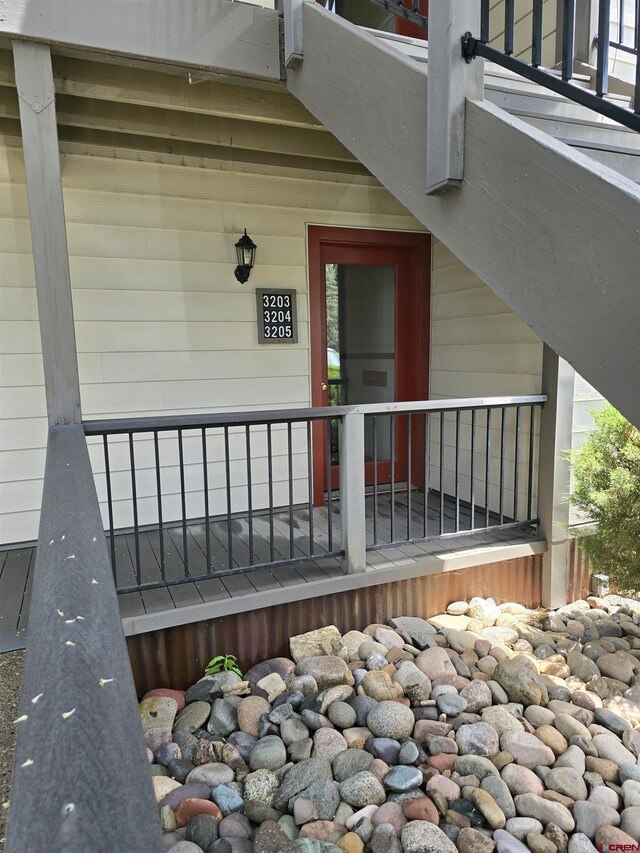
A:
[
  {"xmin": 566, "ymin": 537, "xmax": 592, "ymax": 603},
  {"xmin": 127, "ymin": 555, "xmax": 542, "ymax": 695}
]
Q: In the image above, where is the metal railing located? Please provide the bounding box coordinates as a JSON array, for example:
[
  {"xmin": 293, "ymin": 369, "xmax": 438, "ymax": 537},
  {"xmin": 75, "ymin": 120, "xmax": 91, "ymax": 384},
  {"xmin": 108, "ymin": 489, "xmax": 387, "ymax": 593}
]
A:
[
  {"xmin": 610, "ymin": 0, "xmax": 639, "ymax": 54},
  {"xmin": 84, "ymin": 410, "xmax": 343, "ymax": 593},
  {"xmin": 84, "ymin": 395, "xmax": 546, "ymax": 593},
  {"xmin": 461, "ymin": 0, "xmax": 640, "ymax": 130},
  {"xmin": 364, "ymin": 399, "xmax": 543, "ymax": 549}
]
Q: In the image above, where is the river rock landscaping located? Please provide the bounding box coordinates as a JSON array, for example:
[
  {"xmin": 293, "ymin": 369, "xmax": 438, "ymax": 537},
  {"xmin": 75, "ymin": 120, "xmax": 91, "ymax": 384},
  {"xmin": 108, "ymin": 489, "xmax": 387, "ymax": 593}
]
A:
[{"xmin": 143, "ymin": 595, "xmax": 640, "ymax": 852}]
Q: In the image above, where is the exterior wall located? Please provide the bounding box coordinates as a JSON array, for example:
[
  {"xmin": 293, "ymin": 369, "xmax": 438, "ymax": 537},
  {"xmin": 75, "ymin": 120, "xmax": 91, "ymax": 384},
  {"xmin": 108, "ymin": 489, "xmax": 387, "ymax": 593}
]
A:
[
  {"xmin": 0, "ymin": 137, "xmax": 422, "ymax": 544},
  {"xmin": 569, "ymin": 372, "xmax": 607, "ymax": 525},
  {"xmin": 489, "ymin": 0, "xmax": 559, "ymax": 67},
  {"xmin": 430, "ymin": 238, "xmax": 544, "ymax": 520}
]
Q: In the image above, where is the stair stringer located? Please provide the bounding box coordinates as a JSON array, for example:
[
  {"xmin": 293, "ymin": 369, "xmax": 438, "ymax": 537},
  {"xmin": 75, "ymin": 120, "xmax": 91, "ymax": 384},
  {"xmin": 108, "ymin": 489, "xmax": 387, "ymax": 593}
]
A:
[{"xmin": 285, "ymin": 3, "xmax": 640, "ymax": 427}]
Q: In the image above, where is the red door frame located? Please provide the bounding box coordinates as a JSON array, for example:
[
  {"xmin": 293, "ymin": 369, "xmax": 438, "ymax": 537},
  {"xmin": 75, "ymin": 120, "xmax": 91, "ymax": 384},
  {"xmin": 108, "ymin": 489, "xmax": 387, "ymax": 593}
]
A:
[{"xmin": 308, "ymin": 226, "xmax": 430, "ymax": 504}]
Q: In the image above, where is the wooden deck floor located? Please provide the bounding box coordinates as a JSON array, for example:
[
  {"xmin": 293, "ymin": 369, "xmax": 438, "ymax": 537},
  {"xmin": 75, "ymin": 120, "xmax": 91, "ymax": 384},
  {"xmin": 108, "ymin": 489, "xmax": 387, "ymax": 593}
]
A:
[{"xmin": 0, "ymin": 492, "xmax": 542, "ymax": 651}]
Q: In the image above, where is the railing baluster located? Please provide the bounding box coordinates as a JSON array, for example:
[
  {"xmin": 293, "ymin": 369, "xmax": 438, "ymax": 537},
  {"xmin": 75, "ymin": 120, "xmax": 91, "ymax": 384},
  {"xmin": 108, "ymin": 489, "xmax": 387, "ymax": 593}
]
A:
[
  {"xmin": 532, "ymin": 0, "xmax": 544, "ymax": 67},
  {"xmin": 267, "ymin": 423, "xmax": 274, "ymax": 562},
  {"xmin": 528, "ymin": 405, "xmax": 536, "ymax": 521},
  {"xmin": 514, "ymin": 406, "xmax": 521, "ymax": 521},
  {"xmin": 499, "ymin": 408, "xmax": 506, "ymax": 524},
  {"xmin": 307, "ymin": 420, "xmax": 314, "ymax": 556},
  {"xmin": 439, "ymin": 411, "xmax": 444, "ymax": 535},
  {"xmin": 465, "ymin": 0, "xmax": 639, "ymax": 132},
  {"xmin": 390, "ymin": 415, "xmax": 396, "ymax": 543},
  {"xmin": 154, "ymin": 430, "xmax": 166, "ymax": 582},
  {"xmin": 102, "ymin": 434, "xmax": 116, "ymax": 582},
  {"xmin": 485, "ymin": 409, "xmax": 492, "ymax": 527},
  {"xmin": 372, "ymin": 415, "xmax": 378, "ymax": 545},
  {"xmin": 177, "ymin": 428, "xmax": 189, "ymax": 578},
  {"xmin": 129, "ymin": 432, "xmax": 141, "ymax": 586},
  {"xmin": 505, "ymin": 0, "xmax": 515, "ymax": 55},
  {"xmin": 407, "ymin": 414, "xmax": 412, "ymax": 540},
  {"xmin": 470, "ymin": 408, "xmax": 476, "ymax": 530},
  {"xmin": 454, "ymin": 410, "xmax": 461, "ymax": 532},
  {"xmin": 245, "ymin": 425, "xmax": 254, "ymax": 565},
  {"xmin": 83, "ymin": 397, "xmax": 549, "ymax": 590},
  {"xmin": 224, "ymin": 426, "xmax": 233, "ymax": 570},
  {"xmin": 562, "ymin": 0, "xmax": 576, "ymax": 81},
  {"xmin": 288, "ymin": 421, "xmax": 294, "ymax": 559},
  {"xmin": 423, "ymin": 413, "xmax": 429, "ymax": 539},
  {"xmin": 201, "ymin": 428, "xmax": 211, "ymax": 574},
  {"xmin": 596, "ymin": 0, "xmax": 611, "ymax": 97},
  {"xmin": 481, "ymin": 0, "xmax": 490, "ymax": 42},
  {"xmin": 326, "ymin": 418, "xmax": 333, "ymax": 552}
]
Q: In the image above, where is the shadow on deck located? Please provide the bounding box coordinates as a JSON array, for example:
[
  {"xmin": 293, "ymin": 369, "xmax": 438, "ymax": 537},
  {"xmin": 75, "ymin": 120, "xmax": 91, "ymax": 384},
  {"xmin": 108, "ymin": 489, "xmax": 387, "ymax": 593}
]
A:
[{"xmin": 0, "ymin": 492, "xmax": 545, "ymax": 651}]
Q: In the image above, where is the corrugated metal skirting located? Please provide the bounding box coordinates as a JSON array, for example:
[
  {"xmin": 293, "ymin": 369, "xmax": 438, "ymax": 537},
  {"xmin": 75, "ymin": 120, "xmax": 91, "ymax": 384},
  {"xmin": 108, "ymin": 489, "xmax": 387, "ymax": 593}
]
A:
[
  {"xmin": 566, "ymin": 537, "xmax": 593, "ymax": 603},
  {"xmin": 127, "ymin": 556, "xmax": 542, "ymax": 694}
]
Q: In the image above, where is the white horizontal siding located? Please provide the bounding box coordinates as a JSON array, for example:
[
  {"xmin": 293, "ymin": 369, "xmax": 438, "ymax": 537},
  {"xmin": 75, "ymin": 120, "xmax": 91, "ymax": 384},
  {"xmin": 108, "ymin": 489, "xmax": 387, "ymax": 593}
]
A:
[
  {"xmin": 569, "ymin": 373, "xmax": 607, "ymax": 525},
  {"xmin": 0, "ymin": 139, "xmax": 423, "ymax": 544},
  {"xmin": 490, "ymin": 0, "xmax": 558, "ymax": 67},
  {"xmin": 430, "ymin": 239, "xmax": 544, "ymax": 520}
]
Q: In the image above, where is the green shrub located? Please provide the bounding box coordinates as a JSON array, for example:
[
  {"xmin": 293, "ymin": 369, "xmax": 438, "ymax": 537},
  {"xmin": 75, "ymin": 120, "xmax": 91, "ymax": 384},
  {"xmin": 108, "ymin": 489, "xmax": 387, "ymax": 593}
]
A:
[{"xmin": 569, "ymin": 404, "xmax": 640, "ymax": 594}]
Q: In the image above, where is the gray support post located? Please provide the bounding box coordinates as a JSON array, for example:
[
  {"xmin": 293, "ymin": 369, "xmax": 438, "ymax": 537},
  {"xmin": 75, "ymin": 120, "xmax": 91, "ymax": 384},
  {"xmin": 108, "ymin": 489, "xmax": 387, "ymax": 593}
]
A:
[
  {"xmin": 339, "ymin": 412, "xmax": 366, "ymax": 573},
  {"xmin": 12, "ymin": 40, "xmax": 81, "ymax": 426},
  {"xmin": 283, "ymin": 0, "xmax": 304, "ymax": 69},
  {"xmin": 426, "ymin": 0, "xmax": 484, "ymax": 196},
  {"xmin": 538, "ymin": 345, "xmax": 575, "ymax": 609},
  {"xmin": 574, "ymin": 0, "xmax": 598, "ymax": 65}
]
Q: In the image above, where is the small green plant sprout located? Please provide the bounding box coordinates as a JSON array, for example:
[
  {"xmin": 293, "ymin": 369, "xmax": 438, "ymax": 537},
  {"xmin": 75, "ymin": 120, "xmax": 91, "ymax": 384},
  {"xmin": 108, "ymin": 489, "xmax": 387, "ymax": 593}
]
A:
[{"xmin": 204, "ymin": 654, "xmax": 243, "ymax": 678}]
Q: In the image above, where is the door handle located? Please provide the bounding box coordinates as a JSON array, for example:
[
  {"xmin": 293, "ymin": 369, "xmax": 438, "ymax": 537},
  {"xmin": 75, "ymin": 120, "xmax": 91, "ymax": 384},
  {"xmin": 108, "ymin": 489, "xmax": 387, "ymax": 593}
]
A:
[{"xmin": 321, "ymin": 383, "xmax": 328, "ymax": 391}]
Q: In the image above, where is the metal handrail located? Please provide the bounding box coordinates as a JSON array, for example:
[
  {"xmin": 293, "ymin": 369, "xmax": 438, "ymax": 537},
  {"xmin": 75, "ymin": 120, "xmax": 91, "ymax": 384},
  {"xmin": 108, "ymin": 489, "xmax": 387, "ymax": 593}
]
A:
[
  {"xmin": 83, "ymin": 394, "xmax": 547, "ymax": 435},
  {"xmin": 84, "ymin": 394, "xmax": 546, "ymax": 594},
  {"xmin": 462, "ymin": 0, "xmax": 640, "ymax": 130},
  {"xmin": 342, "ymin": 0, "xmax": 640, "ymax": 131}
]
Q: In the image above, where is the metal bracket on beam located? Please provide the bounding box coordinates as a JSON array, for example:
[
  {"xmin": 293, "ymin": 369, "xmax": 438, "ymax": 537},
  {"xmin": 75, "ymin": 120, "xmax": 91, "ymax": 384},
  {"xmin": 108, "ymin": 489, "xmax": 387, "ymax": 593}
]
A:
[
  {"xmin": 426, "ymin": 0, "xmax": 483, "ymax": 196},
  {"xmin": 283, "ymin": 0, "xmax": 304, "ymax": 70}
]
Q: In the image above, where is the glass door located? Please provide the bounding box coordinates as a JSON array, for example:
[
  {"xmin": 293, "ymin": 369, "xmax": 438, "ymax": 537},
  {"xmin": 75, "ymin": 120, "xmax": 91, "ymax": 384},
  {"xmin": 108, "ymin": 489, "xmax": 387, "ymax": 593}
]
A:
[
  {"xmin": 308, "ymin": 227, "xmax": 430, "ymax": 503},
  {"xmin": 325, "ymin": 263, "xmax": 397, "ymax": 482}
]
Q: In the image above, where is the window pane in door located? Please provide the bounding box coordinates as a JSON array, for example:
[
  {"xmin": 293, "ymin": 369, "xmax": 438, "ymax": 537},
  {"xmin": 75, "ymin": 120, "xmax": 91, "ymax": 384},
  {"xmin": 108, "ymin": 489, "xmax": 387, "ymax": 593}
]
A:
[{"xmin": 325, "ymin": 263, "xmax": 396, "ymax": 464}]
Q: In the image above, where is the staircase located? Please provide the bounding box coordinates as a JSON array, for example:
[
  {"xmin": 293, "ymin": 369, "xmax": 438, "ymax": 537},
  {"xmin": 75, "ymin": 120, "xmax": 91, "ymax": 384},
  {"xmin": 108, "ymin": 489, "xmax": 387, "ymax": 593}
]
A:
[
  {"xmin": 284, "ymin": 4, "xmax": 640, "ymax": 425},
  {"xmin": 372, "ymin": 29, "xmax": 640, "ymax": 183}
]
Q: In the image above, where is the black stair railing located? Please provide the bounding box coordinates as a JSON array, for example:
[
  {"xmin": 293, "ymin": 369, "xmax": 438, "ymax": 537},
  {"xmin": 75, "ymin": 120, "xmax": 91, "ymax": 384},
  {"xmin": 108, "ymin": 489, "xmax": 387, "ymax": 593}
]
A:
[
  {"xmin": 325, "ymin": 0, "xmax": 640, "ymax": 131},
  {"xmin": 610, "ymin": 0, "xmax": 640, "ymax": 55},
  {"xmin": 462, "ymin": 0, "xmax": 640, "ymax": 132}
]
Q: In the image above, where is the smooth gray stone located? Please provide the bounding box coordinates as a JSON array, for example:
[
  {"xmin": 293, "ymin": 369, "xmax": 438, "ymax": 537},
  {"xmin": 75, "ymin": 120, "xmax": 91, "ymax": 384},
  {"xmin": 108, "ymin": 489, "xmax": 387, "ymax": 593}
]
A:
[
  {"xmin": 298, "ymin": 779, "xmax": 341, "ymax": 820},
  {"xmin": 383, "ymin": 765, "xmax": 423, "ymax": 792},
  {"xmin": 185, "ymin": 814, "xmax": 219, "ymax": 850},
  {"xmin": 207, "ymin": 699, "xmax": 237, "ymax": 737},
  {"xmin": 332, "ymin": 748, "xmax": 373, "ymax": 782}
]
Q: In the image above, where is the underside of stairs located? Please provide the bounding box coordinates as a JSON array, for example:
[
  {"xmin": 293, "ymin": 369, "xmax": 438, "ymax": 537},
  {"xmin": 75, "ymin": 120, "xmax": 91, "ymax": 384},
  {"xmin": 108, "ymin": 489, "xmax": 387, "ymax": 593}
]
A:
[{"xmin": 285, "ymin": 4, "xmax": 640, "ymax": 427}]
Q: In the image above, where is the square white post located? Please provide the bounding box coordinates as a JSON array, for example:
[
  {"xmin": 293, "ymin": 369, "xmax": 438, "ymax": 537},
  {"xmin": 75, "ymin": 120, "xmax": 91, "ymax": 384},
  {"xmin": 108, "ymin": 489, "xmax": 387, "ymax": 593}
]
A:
[
  {"xmin": 426, "ymin": 0, "xmax": 484, "ymax": 195},
  {"xmin": 339, "ymin": 412, "xmax": 366, "ymax": 573},
  {"xmin": 13, "ymin": 41, "xmax": 81, "ymax": 425},
  {"xmin": 538, "ymin": 345, "xmax": 576, "ymax": 608}
]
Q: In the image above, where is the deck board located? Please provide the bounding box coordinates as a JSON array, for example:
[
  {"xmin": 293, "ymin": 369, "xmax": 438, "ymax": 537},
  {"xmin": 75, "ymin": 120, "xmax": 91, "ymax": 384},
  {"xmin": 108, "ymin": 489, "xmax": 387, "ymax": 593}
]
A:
[
  {"xmin": 0, "ymin": 491, "xmax": 541, "ymax": 651},
  {"xmin": 0, "ymin": 549, "xmax": 31, "ymax": 651}
]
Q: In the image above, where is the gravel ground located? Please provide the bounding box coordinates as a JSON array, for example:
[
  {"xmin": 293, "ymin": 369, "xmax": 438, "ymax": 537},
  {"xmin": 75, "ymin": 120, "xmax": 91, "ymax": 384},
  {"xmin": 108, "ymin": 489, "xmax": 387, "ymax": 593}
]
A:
[{"xmin": 0, "ymin": 651, "xmax": 24, "ymax": 852}]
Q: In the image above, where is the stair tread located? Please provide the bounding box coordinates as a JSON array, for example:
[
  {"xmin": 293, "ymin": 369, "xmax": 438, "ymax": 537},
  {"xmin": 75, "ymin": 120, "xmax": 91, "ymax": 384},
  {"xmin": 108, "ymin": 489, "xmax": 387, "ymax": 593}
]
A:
[{"xmin": 365, "ymin": 27, "xmax": 631, "ymax": 109}]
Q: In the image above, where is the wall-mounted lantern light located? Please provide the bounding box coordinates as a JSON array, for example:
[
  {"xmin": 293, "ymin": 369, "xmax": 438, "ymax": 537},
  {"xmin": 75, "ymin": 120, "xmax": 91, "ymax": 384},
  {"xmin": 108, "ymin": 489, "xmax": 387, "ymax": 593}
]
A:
[{"xmin": 234, "ymin": 229, "xmax": 257, "ymax": 283}]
